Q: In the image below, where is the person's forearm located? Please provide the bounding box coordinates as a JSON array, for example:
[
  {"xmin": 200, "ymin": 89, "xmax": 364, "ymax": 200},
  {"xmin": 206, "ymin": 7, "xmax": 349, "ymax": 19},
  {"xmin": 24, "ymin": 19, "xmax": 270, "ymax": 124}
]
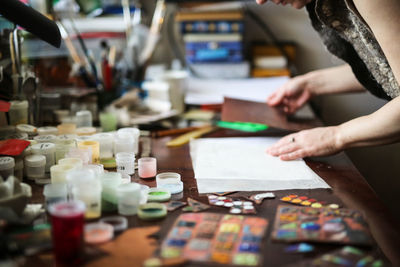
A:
[
  {"xmin": 307, "ymin": 65, "xmax": 365, "ymax": 96},
  {"xmin": 337, "ymin": 96, "xmax": 400, "ymax": 149}
]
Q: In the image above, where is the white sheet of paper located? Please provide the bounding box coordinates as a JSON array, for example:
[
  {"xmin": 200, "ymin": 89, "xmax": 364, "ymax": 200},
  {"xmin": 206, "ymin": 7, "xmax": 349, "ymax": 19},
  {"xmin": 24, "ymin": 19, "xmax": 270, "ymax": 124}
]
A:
[
  {"xmin": 190, "ymin": 137, "xmax": 330, "ymax": 193},
  {"xmin": 185, "ymin": 76, "xmax": 289, "ymax": 105}
]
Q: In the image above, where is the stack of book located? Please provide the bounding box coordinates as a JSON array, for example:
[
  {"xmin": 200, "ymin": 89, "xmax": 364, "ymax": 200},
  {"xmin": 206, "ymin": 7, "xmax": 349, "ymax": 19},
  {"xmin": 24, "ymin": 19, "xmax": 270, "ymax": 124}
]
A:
[
  {"xmin": 176, "ymin": 10, "xmax": 249, "ymax": 78},
  {"xmin": 251, "ymin": 43, "xmax": 296, "ymax": 77}
]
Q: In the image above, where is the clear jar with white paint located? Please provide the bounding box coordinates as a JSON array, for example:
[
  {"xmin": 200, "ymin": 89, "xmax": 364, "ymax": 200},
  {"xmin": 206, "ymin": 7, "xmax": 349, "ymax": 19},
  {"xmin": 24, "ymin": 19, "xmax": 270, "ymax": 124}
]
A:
[{"xmin": 116, "ymin": 152, "xmax": 135, "ymax": 175}]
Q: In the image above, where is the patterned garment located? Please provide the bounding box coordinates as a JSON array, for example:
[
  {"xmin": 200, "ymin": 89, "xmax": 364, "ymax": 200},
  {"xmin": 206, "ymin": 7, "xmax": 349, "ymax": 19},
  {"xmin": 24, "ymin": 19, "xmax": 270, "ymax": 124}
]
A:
[{"xmin": 306, "ymin": 0, "xmax": 399, "ymax": 100}]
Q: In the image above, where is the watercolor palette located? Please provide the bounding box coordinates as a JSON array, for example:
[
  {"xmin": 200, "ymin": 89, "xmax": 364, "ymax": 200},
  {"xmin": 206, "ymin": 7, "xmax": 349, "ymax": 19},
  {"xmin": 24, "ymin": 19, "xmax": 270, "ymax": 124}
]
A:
[
  {"xmin": 161, "ymin": 213, "xmax": 268, "ymax": 266},
  {"xmin": 280, "ymin": 194, "xmax": 339, "ymax": 209},
  {"xmin": 272, "ymin": 205, "xmax": 373, "ymax": 245},
  {"xmin": 208, "ymin": 195, "xmax": 257, "ymax": 214},
  {"xmin": 285, "ymin": 246, "xmax": 387, "ymax": 267}
]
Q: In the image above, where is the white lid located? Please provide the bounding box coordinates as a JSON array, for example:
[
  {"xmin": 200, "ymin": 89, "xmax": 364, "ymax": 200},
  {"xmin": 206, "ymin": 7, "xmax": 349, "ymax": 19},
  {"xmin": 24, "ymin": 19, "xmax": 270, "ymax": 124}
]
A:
[
  {"xmin": 117, "ymin": 182, "xmax": 141, "ymax": 194},
  {"xmin": 118, "ymin": 127, "xmax": 140, "ymax": 137},
  {"xmin": 76, "ymin": 127, "xmax": 96, "ymax": 135},
  {"xmin": 56, "ymin": 134, "xmax": 78, "ymax": 141},
  {"xmin": 76, "ymin": 110, "xmax": 92, "ymax": 116},
  {"xmin": 43, "ymin": 183, "xmax": 68, "ymax": 197},
  {"xmin": 55, "ymin": 139, "xmax": 75, "ymax": 146},
  {"xmin": 0, "ymin": 157, "xmax": 15, "ymax": 170},
  {"xmin": 9, "ymin": 100, "xmax": 28, "ymax": 109},
  {"xmin": 48, "ymin": 200, "xmax": 86, "ymax": 218},
  {"xmin": 25, "ymin": 154, "xmax": 46, "ymax": 167},
  {"xmin": 6, "ymin": 132, "xmax": 28, "ymax": 140},
  {"xmin": 93, "ymin": 133, "xmax": 114, "ymax": 141},
  {"xmin": 58, "ymin": 157, "xmax": 83, "ymax": 167},
  {"xmin": 31, "ymin": 143, "xmax": 56, "ymax": 153},
  {"xmin": 16, "ymin": 124, "xmax": 37, "ymax": 134},
  {"xmin": 34, "ymin": 135, "xmax": 57, "ymax": 143},
  {"xmin": 37, "ymin": 126, "xmax": 58, "ymax": 135}
]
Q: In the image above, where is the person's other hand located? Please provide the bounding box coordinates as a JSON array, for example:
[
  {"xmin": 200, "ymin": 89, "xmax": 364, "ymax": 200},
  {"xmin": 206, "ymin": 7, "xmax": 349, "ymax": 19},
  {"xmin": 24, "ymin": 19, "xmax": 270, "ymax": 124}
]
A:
[
  {"xmin": 266, "ymin": 126, "xmax": 343, "ymax": 160},
  {"xmin": 266, "ymin": 74, "xmax": 315, "ymax": 114}
]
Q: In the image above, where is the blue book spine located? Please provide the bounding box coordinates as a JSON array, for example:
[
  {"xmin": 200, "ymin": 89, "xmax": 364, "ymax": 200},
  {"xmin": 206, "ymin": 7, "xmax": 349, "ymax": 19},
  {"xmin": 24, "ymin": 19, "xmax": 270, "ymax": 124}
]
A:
[
  {"xmin": 186, "ymin": 49, "xmax": 243, "ymax": 63},
  {"xmin": 180, "ymin": 21, "xmax": 244, "ymax": 34},
  {"xmin": 185, "ymin": 41, "xmax": 242, "ymax": 51}
]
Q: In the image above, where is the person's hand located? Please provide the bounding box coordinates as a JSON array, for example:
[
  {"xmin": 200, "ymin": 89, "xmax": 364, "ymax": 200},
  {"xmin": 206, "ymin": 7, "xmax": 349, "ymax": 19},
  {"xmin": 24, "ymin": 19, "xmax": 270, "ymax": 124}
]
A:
[
  {"xmin": 266, "ymin": 126, "xmax": 343, "ymax": 160},
  {"xmin": 266, "ymin": 74, "xmax": 315, "ymax": 114}
]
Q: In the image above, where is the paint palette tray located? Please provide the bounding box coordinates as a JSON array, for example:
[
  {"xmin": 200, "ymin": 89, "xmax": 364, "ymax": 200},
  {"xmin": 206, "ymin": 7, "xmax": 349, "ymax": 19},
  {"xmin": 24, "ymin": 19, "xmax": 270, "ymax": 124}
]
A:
[
  {"xmin": 161, "ymin": 212, "xmax": 268, "ymax": 266},
  {"xmin": 272, "ymin": 205, "xmax": 373, "ymax": 245}
]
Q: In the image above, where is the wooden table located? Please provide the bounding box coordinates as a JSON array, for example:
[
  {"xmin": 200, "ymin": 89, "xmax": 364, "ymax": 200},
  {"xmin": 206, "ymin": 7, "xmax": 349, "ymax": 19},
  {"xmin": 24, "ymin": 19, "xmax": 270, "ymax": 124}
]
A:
[{"xmin": 27, "ymin": 128, "xmax": 400, "ymax": 266}]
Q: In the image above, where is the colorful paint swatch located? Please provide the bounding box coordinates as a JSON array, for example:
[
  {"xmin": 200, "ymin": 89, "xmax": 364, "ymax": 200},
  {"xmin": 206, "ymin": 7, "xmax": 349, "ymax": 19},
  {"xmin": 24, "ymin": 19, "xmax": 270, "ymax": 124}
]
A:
[
  {"xmin": 161, "ymin": 213, "xmax": 268, "ymax": 266},
  {"xmin": 272, "ymin": 205, "xmax": 373, "ymax": 246}
]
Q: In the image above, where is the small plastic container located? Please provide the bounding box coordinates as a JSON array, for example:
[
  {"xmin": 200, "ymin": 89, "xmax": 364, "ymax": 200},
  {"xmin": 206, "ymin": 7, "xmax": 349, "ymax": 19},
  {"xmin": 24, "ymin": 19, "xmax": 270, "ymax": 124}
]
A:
[
  {"xmin": 24, "ymin": 154, "xmax": 46, "ymax": 180},
  {"xmin": 49, "ymin": 201, "xmax": 85, "ymax": 264},
  {"xmin": 99, "ymin": 113, "xmax": 117, "ymax": 132},
  {"xmin": 31, "ymin": 143, "xmax": 56, "ymax": 172},
  {"xmin": 83, "ymin": 164, "xmax": 104, "ymax": 178},
  {"xmin": 78, "ymin": 140, "xmax": 100, "ymax": 164},
  {"xmin": 116, "ymin": 152, "xmax": 135, "ymax": 175},
  {"xmin": 58, "ymin": 157, "xmax": 83, "ymax": 168},
  {"xmin": 16, "ymin": 124, "xmax": 37, "ymax": 138},
  {"xmin": 72, "ymin": 180, "xmax": 102, "ymax": 219},
  {"xmin": 93, "ymin": 133, "xmax": 114, "ymax": 159},
  {"xmin": 34, "ymin": 134, "xmax": 57, "ymax": 144},
  {"xmin": 100, "ymin": 172, "xmax": 122, "ymax": 212},
  {"xmin": 14, "ymin": 158, "xmax": 24, "ymax": 181},
  {"xmin": 57, "ymin": 123, "xmax": 76, "ymax": 135},
  {"xmin": 56, "ymin": 134, "xmax": 78, "ymax": 141},
  {"xmin": 114, "ymin": 132, "xmax": 135, "ymax": 154},
  {"xmin": 156, "ymin": 172, "xmax": 181, "ymax": 186},
  {"xmin": 6, "ymin": 132, "xmax": 28, "ymax": 140},
  {"xmin": 0, "ymin": 157, "xmax": 15, "ymax": 179},
  {"xmin": 37, "ymin": 126, "xmax": 58, "ymax": 136},
  {"xmin": 84, "ymin": 223, "xmax": 113, "ymax": 244},
  {"xmin": 50, "ymin": 164, "xmax": 76, "ymax": 184},
  {"xmin": 116, "ymin": 183, "xmax": 141, "ymax": 216},
  {"xmin": 118, "ymin": 128, "xmax": 140, "ymax": 155},
  {"xmin": 65, "ymin": 148, "xmax": 91, "ymax": 165},
  {"xmin": 55, "ymin": 139, "xmax": 76, "ymax": 163},
  {"xmin": 43, "ymin": 183, "xmax": 68, "ymax": 208},
  {"xmin": 138, "ymin": 157, "xmax": 157, "ymax": 178},
  {"xmin": 8, "ymin": 100, "xmax": 28, "ymax": 126},
  {"xmin": 76, "ymin": 127, "xmax": 96, "ymax": 136},
  {"xmin": 76, "ymin": 110, "xmax": 93, "ymax": 128}
]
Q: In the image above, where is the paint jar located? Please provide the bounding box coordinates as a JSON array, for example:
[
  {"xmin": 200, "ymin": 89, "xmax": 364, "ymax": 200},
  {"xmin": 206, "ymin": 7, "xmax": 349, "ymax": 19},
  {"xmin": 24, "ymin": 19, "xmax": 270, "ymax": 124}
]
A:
[
  {"xmin": 50, "ymin": 164, "xmax": 76, "ymax": 184},
  {"xmin": 76, "ymin": 127, "xmax": 96, "ymax": 136},
  {"xmin": 55, "ymin": 139, "xmax": 76, "ymax": 163},
  {"xmin": 100, "ymin": 172, "xmax": 122, "ymax": 212},
  {"xmin": 8, "ymin": 100, "xmax": 28, "ymax": 125},
  {"xmin": 6, "ymin": 132, "xmax": 28, "ymax": 140},
  {"xmin": 16, "ymin": 124, "xmax": 37, "ymax": 138},
  {"xmin": 67, "ymin": 169, "xmax": 101, "ymax": 219},
  {"xmin": 0, "ymin": 157, "xmax": 15, "ymax": 180},
  {"xmin": 140, "ymin": 184, "xmax": 150, "ymax": 204},
  {"xmin": 120, "ymin": 173, "xmax": 131, "ymax": 184},
  {"xmin": 65, "ymin": 148, "xmax": 91, "ymax": 165},
  {"xmin": 75, "ymin": 135, "xmax": 94, "ymax": 143},
  {"xmin": 37, "ymin": 126, "xmax": 58, "ymax": 136},
  {"xmin": 76, "ymin": 110, "xmax": 93, "ymax": 127},
  {"xmin": 116, "ymin": 152, "xmax": 135, "ymax": 175},
  {"xmin": 156, "ymin": 172, "xmax": 183, "ymax": 194},
  {"xmin": 34, "ymin": 134, "xmax": 57, "ymax": 144},
  {"xmin": 43, "ymin": 183, "xmax": 68, "ymax": 208},
  {"xmin": 14, "ymin": 158, "xmax": 24, "ymax": 181},
  {"xmin": 31, "ymin": 143, "xmax": 56, "ymax": 172},
  {"xmin": 58, "ymin": 157, "xmax": 83, "ymax": 169},
  {"xmin": 138, "ymin": 157, "xmax": 157, "ymax": 178},
  {"xmin": 78, "ymin": 140, "xmax": 99, "ymax": 163},
  {"xmin": 93, "ymin": 133, "xmax": 114, "ymax": 159},
  {"xmin": 83, "ymin": 164, "xmax": 104, "ymax": 178},
  {"xmin": 49, "ymin": 201, "xmax": 85, "ymax": 265},
  {"xmin": 99, "ymin": 112, "xmax": 117, "ymax": 132},
  {"xmin": 72, "ymin": 180, "xmax": 102, "ymax": 219},
  {"xmin": 116, "ymin": 183, "xmax": 141, "ymax": 216},
  {"xmin": 57, "ymin": 123, "xmax": 76, "ymax": 135},
  {"xmin": 24, "ymin": 154, "xmax": 46, "ymax": 180},
  {"xmin": 114, "ymin": 132, "xmax": 135, "ymax": 154},
  {"xmin": 118, "ymin": 128, "xmax": 140, "ymax": 155}
]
